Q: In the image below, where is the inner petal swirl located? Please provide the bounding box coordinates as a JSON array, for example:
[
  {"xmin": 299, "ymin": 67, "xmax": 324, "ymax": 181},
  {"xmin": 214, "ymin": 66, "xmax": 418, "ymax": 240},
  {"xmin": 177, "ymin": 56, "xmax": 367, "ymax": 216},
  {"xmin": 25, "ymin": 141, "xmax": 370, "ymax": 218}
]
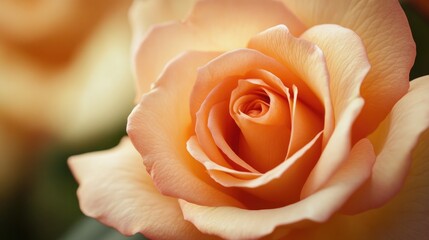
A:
[{"xmin": 229, "ymin": 79, "xmax": 292, "ymax": 172}]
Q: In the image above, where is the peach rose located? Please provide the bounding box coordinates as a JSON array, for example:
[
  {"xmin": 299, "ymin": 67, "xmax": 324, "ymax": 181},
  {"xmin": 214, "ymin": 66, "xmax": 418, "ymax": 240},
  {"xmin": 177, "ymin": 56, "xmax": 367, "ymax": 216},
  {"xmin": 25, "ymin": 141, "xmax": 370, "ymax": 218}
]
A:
[
  {"xmin": 0, "ymin": 0, "xmax": 132, "ymax": 200},
  {"xmin": 69, "ymin": 0, "xmax": 429, "ymax": 239},
  {"xmin": 0, "ymin": 0, "xmax": 134, "ymax": 142}
]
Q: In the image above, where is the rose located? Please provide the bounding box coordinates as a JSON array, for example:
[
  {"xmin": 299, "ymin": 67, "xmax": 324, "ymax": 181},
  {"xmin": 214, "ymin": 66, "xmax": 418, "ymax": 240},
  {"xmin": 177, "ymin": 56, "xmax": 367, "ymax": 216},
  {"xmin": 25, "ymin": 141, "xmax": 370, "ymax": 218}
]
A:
[
  {"xmin": 0, "ymin": 0, "xmax": 134, "ymax": 142},
  {"xmin": 0, "ymin": 0, "xmax": 133, "ymax": 200},
  {"xmin": 69, "ymin": 0, "xmax": 429, "ymax": 239}
]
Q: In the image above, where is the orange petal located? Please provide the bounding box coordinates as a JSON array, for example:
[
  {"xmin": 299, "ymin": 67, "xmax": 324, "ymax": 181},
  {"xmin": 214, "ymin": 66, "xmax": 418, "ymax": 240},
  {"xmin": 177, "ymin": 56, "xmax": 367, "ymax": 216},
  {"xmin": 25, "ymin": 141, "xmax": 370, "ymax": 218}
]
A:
[
  {"xmin": 180, "ymin": 139, "xmax": 375, "ymax": 240},
  {"xmin": 191, "ymin": 49, "xmax": 294, "ymax": 119},
  {"xmin": 68, "ymin": 138, "xmax": 210, "ymax": 239},
  {"xmin": 188, "ymin": 131, "xmax": 322, "ymax": 206},
  {"xmin": 133, "ymin": 0, "xmax": 305, "ymax": 99},
  {"xmin": 243, "ymin": 70, "xmax": 324, "ymax": 157},
  {"xmin": 301, "ymin": 98, "xmax": 364, "ymax": 198},
  {"xmin": 300, "ymin": 24, "xmax": 370, "ymax": 123},
  {"xmin": 192, "ymin": 49, "xmax": 300, "ymax": 174},
  {"xmin": 248, "ymin": 25, "xmax": 334, "ymax": 145},
  {"xmin": 194, "ymin": 74, "xmax": 253, "ymax": 172},
  {"xmin": 342, "ymin": 76, "xmax": 429, "ymax": 213},
  {"xmin": 230, "ymin": 79, "xmax": 292, "ymax": 172},
  {"xmin": 209, "ymin": 101, "xmax": 261, "ymax": 173},
  {"xmin": 127, "ymin": 51, "xmax": 243, "ymax": 208},
  {"xmin": 281, "ymin": 0, "xmax": 416, "ymax": 138}
]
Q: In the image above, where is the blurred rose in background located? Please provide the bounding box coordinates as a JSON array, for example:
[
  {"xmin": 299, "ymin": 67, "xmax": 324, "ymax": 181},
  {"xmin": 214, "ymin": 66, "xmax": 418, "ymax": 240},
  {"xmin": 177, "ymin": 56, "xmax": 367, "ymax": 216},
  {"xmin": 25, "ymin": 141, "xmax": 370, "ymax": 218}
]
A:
[
  {"xmin": 0, "ymin": 0, "xmax": 428, "ymax": 240},
  {"xmin": 0, "ymin": 0, "xmax": 134, "ymax": 239}
]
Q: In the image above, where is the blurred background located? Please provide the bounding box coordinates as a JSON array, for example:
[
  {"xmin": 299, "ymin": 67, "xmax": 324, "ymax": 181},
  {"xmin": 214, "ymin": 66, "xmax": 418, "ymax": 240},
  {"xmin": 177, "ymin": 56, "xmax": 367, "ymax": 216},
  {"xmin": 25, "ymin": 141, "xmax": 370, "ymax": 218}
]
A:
[{"xmin": 0, "ymin": 1, "xmax": 428, "ymax": 240}]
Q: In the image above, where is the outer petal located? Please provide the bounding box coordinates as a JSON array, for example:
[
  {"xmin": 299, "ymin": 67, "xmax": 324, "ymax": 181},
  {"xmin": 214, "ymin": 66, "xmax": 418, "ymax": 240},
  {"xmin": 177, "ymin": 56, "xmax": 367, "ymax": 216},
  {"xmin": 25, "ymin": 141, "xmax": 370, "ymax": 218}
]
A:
[
  {"xmin": 128, "ymin": 0, "xmax": 196, "ymax": 56},
  {"xmin": 300, "ymin": 24, "xmax": 370, "ymax": 123},
  {"xmin": 68, "ymin": 138, "xmax": 211, "ymax": 240},
  {"xmin": 342, "ymin": 76, "xmax": 429, "ymax": 213},
  {"xmin": 287, "ymin": 118, "xmax": 429, "ymax": 240},
  {"xmin": 299, "ymin": 24, "xmax": 371, "ymax": 197},
  {"xmin": 282, "ymin": 0, "xmax": 416, "ymax": 138},
  {"xmin": 180, "ymin": 139, "xmax": 375, "ymax": 240},
  {"xmin": 133, "ymin": 0, "xmax": 305, "ymax": 99},
  {"xmin": 127, "ymin": 51, "xmax": 244, "ymax": 207}
]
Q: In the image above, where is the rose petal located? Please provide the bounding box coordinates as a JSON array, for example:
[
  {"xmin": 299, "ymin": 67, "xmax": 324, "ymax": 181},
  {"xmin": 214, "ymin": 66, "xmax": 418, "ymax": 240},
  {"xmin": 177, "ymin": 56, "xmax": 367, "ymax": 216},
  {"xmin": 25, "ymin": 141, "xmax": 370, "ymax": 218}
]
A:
[
  {"xmin": 180, "ymin": 139, "xmax": 375, "ymax": 240},
  {"xmin": 300, "ymin": 24, "xmax": 370, "ymax": 123},
  {"xmin": 288, "ymin": 122, "xmax": 429, "ymax": 240},
  {"xmin": 187, "ymin": 131, "xmax": 322, "ymax": 206},
  {"xmin": 194, "ymin": 73, "xmax": 253, "ymax": 172},
  {"xmin": 209, "ymin": 101, "xmax": 261, "ymax": 173},
  {"xmin": 129, "ymin": 0, "xmax": 196, "ymax": 53},
  {"xmin": 132, "ymin": 0, "xmax": 305, "ymax": 99},
  {"xmin": 243, "ymin": 70, "xmax": 324, "ymax": 157},
  {"xmin": 342, "ymin": 76, "xmax": 429, "ymax": 213},
  {"xmin": 191, "ymin": 49, "xmax": 323, "ymax": 187},
  {"xmin": 191, "ymin": 49, "xmax": 295, "ymax": 118},
  {"xmin": 248, "ymin": 25, "xmax": 334, "ymax": 145},
  {"xmin": 127, "ymin": 51, "xmax": 244, "ymax": 207},
  {"xmin": 281, "ymin": 0, "xmax": 416, "ymax": 138},
  {"xmin": 298, "ymin": 24, "xmax": 371, "ymax": 197},
  {"xmin": 192, "ymin": 49, "xmax": 311, "ymax": 173},
  {"xmin": 229, "ymin": 79, "xmax": 292, "ymax": 172},
  {"xmin": 301, "ymin": 98, "xmax": 364, "ymax": 198},
  {"xmin": 68, "ymin": 138, "xmax": 210, "ymax": 240}
]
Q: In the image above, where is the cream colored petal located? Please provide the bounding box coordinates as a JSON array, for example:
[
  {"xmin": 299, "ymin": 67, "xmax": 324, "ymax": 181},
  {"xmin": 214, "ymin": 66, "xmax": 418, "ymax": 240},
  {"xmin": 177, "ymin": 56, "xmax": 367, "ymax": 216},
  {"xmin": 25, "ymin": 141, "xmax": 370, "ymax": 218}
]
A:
[
  {"xmin": 342, "ymin": 76, "xmax": 429, "ymax": 213},
  {"xmin": 68, "ymin": 138, "xmax": 211, "ymax": 240},
  {"xmin": 282, "ymin": 0, "xmax": 416, "ymax": 138},
  {"xmin": 297, "ymin": 24, "xmax": 371, "ymax": 197},
  {"xmin": 128, "ymin": 0, "xmax": 196, "ymax": 56},
  {"xmin": 300, "ymin": 24, "xmax": 370, "ymax": 123},
  {"xmin": 127, "ymin": 51, "xmax": 243, "ymax": 207},
  {"xmin": 132, "ymin": 0, "xmax": 305, "ymax": 99},
  {"xmin": 180, "ymin": 139, "xmax": 375, "ymax": 240}
]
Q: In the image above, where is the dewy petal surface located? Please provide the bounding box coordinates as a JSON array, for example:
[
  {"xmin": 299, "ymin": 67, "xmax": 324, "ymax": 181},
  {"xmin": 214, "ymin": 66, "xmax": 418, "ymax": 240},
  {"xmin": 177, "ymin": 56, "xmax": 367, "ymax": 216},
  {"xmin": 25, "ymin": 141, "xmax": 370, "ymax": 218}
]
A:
[
  {"xmin": 68, "ymin": 138, "xmax": 212, "ymax": 240},
  {"xmin": 342, "ymin": 76, "xmax": 429, "ymax": 213},
  {"xmin": 281, "ymin": 0, "xmax": 416, "ymax": 138},
  {"xmin": 128, "ymin": 51, "xmax": 243, "ymax": 208},
  {"xmin": 133, "ymin": 0, "xmax": 305, "ymax": 99},
  {"xmin": 180, "ymin": 139, "xmax": 375, "ymax": 240}
]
